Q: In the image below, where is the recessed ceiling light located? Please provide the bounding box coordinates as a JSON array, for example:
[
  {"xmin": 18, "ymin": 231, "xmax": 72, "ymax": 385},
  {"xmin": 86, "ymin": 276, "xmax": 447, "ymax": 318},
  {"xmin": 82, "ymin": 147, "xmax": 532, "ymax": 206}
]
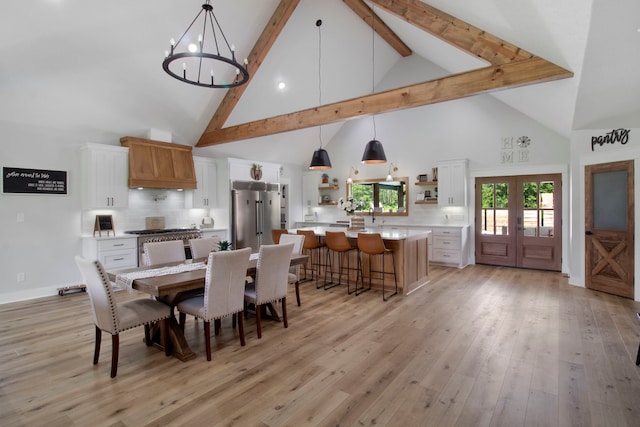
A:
[{"xmin": 278, "ymin": 81, "xmax": 286, "ymax": 90}]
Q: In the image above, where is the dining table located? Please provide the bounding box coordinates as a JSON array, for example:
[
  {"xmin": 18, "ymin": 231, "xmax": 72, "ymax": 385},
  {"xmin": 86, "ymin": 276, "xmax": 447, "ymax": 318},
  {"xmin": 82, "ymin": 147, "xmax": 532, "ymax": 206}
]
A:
[{"xmin": 107, "ymin": 253, "xmax": 309, "ymax": 361}]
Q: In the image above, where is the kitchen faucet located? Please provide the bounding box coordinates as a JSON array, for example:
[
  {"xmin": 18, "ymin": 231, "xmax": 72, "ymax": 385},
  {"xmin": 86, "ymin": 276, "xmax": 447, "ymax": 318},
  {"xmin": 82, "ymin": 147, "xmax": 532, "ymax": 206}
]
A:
[{"xmin": 370, "ymin": 207, "xmax": 376, "ymax": 223}]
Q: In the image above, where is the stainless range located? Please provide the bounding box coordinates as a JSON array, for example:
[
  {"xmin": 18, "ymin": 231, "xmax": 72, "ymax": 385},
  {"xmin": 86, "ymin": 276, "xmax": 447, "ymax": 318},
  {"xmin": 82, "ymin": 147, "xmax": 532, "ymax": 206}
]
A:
[{"xmin": 124, "ymin": 228, "xmax": 203, "ymax": 266}]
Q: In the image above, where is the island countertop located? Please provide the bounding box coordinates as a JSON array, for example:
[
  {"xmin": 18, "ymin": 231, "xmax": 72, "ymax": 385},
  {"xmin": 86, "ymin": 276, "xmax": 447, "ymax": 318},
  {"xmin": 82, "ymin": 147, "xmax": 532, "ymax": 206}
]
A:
[{"xmin": 288, "ymin": 226, "xmax": 431, "ymax": 241}]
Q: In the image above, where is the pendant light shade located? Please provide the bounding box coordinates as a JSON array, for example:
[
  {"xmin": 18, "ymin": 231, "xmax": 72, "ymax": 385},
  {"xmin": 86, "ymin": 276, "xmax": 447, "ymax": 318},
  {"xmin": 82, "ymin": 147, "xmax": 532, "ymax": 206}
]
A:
[
  {"xmin": 310, "ymin": 148, "xmax": 332, "ymax": 170},
  {"xmin": 361, "ymin": 139, "xmax": 387, "ymax": 164}
]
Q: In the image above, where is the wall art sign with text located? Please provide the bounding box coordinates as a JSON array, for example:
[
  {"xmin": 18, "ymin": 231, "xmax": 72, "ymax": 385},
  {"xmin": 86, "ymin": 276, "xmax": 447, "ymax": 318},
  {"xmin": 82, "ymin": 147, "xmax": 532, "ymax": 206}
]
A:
[
  {"xmin": 500, "ymin": 136, "xmax": 531, "ymax": 164},
  {"xmin": 591, "ymin": 128, "xmax": 631, "ymax": 151},
  {"xmin": 2, "ymin": 167, "xmax": 68, "ymax": 194}
]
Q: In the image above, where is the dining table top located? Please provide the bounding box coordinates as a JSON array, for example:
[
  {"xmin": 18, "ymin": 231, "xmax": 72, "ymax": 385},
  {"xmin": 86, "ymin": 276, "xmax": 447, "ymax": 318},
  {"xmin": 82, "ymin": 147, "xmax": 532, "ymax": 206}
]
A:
[{"xmin": 107, "ymin": 253, "xmax": 309, "ymax": 298}]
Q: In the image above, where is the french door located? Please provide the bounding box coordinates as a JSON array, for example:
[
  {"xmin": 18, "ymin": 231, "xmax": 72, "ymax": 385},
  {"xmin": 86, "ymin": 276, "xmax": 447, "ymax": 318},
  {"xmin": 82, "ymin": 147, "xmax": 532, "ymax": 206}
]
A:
[
  {"xmin": 475, "ymin": 174, "xmax": 562, "ymax": 271},
  {"xmin": 585, "ymin": 160, "xmax": 634, "ymax": 298}
]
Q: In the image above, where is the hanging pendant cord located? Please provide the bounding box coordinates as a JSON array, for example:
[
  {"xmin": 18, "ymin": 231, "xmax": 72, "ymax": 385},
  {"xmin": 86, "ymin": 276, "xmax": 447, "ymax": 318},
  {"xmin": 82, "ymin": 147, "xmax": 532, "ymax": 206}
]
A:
[
  {"xmin": 371, "ymin": 6, "xmax": 377, "ymax": 139},
  {"xmin": 317, "ymin": 19, "xmax": 323, "ymax": 149}
]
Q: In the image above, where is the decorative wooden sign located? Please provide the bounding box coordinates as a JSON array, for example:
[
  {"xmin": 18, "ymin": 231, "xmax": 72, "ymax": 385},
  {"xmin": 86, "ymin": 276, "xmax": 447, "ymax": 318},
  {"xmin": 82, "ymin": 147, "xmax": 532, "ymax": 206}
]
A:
[
  {"xmin": 2, "ymin": 167, "xmax": 67, "ymax": 194},
  {"xmin": 94, "ymin": 215, "xmax": 114, "ymax": 237}
]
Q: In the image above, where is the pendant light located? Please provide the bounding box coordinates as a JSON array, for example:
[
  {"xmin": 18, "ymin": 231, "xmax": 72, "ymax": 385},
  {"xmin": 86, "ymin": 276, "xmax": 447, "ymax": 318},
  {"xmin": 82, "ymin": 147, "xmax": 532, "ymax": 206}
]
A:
[
  {"xmin": 361, "ymin": 4, "xmax": 387, "ymax": 164},
  {"xmin": 309, "ymin": 19, "xmax": 332, "ymax": 170}
]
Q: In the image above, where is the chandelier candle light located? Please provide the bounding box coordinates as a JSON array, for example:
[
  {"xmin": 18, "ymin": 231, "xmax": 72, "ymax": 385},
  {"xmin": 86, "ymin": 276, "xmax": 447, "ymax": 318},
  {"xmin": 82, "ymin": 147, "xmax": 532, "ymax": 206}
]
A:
[{"xmin": 163, "ymin": 0, "xmax": 249, "ymax": 88}]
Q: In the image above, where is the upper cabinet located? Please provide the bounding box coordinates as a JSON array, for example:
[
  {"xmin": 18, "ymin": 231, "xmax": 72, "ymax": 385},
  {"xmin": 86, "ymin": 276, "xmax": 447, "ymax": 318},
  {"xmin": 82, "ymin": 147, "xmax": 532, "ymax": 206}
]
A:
[
  {"xmin": 81, "ymin": 143, "xmax": 129, "ymax": 209},
  {"xmin": 187, "ymin": 157, "xmax": 217, "ymax": 208},
  {"xmin": 437, "ymin": 159, "xmax": 468, "ymax": 207},
  {"xmin": 120, "ymin": 137, "xmax": 197, "ymax": 190}
]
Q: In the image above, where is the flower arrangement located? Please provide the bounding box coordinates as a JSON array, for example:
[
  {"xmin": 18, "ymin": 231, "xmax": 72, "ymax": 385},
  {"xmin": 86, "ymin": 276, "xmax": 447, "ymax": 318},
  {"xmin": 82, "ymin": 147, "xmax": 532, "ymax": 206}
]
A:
[{"xmin": 337, "ymin": 197, "xmax": 364, "ymax": 214}]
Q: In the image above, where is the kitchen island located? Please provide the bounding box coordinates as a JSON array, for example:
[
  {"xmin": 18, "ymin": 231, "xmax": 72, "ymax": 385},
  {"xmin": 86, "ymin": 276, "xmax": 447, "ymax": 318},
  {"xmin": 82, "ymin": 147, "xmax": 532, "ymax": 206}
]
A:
[{"xmin": 290, "ymin": 227, "xmax": 431, "ymax": 295}]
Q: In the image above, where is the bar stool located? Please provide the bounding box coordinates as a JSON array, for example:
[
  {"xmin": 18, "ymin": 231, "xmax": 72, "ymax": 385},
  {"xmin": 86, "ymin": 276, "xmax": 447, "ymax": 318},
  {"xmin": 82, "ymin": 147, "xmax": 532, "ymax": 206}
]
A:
[
  {"xmin": 296, "ymin": 229, "xmax": 327, "ymax": 289},
  {"xmin": 272, "ymin": 229, "xmax": 288, "ymax": 244},
  {"xmin": 356, "ymin": 233, "xmax": 398, "ymax": 301},
  {"xmin": 324, "ymin": 231, "xmax": 359, "ymax": 293}
]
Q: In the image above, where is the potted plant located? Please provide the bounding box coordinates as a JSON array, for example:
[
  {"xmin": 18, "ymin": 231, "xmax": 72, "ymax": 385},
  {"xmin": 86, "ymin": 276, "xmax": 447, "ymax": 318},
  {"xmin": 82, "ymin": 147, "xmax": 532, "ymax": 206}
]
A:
[
  {"xmin": 217, "ymin": 240, "xmax": 232, "ymax": 251},
  {"xmin": 321, "ymin": 173, "xmax": 329, "ymax": 184},
  {"xmin": 332, "ymin": 177, "xmax": 339, "ymax": 188}
]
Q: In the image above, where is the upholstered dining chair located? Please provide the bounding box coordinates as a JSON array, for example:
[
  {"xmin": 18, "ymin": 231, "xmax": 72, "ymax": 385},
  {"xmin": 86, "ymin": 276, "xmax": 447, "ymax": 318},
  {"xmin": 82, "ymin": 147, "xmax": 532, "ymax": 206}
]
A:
[
  {"xmin": 74, "ymin": 256, "xmax": 171, "ymax": 378},
  {"xmin": 176, "ymin": 247, "xmax": 251, "ymax": 361},
  {"xmin": 279, "ymin": 233, "xmax": 305, "ymax": 306},
  {"xmin": 189, "ymin": 237, "xmax": 222, "ymax": 260},
  {"xmin": 244, "ymin": 243, "xmax": 294, "ymax": 338},
  {"xmin": 143, "ymin": 240, "xmax": 186, "ymax": 266}
]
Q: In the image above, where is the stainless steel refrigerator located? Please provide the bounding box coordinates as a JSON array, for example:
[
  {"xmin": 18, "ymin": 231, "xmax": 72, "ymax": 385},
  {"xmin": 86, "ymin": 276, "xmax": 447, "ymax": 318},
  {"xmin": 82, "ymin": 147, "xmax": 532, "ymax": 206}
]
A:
[{"xmin": 231, "ymin": 181, "xmax": 281, "ymax": 252}]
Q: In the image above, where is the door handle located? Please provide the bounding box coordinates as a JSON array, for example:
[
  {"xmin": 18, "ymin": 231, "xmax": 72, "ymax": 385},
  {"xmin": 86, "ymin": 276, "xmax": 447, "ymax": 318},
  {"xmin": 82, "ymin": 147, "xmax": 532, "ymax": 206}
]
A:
[{"xmin": 585, "ymin": 230, "xmax": 593, "ymax": 235}]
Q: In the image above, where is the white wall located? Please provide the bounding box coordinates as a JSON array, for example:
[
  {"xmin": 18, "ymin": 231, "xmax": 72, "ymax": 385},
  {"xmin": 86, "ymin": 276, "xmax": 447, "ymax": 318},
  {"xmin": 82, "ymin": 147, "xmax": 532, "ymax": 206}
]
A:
[
  {"xmin": 1, "ymin": 121, "xmax": 87, "ymax": 302},
  {"xmin": 569, "ymin": 127, "xmax": 640, "ymax": 300}
]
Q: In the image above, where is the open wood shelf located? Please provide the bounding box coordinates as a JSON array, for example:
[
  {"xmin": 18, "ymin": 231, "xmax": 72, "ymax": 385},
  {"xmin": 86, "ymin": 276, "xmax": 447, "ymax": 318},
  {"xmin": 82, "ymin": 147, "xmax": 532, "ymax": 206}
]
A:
[
  {"xmin": 414, "ymin": 181, "xmax": 438, "ymax": 186},
  {"xmin": 318, "ymin": 201, "xmax": 338, "ymax": 206},
  {"xmin": 415, "ymin": 200, "xmax": 438, "ymax": 205},
  {"xmin": 319, "ymin": 185, "xmax": 339, "ymax": 190}
]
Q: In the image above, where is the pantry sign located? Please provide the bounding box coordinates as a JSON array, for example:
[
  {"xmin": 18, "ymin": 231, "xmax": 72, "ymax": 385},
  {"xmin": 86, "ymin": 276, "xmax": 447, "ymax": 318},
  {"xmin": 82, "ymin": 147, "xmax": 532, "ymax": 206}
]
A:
[{"xmin": 3, "ymin": 167, "xmax": 68, "ymax": 195}]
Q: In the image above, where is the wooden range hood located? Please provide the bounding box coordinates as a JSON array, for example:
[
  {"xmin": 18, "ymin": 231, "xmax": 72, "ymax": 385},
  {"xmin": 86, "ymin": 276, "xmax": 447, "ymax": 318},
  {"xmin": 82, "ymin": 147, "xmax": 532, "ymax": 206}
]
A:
[{"xmin": 120, "ymin": 137, "xmax": 197, "ymax": 190}]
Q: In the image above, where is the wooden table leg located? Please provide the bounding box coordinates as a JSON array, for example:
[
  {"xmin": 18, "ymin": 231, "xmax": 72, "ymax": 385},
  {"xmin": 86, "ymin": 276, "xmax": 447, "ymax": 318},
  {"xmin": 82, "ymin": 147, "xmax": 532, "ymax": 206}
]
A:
[
  {"xmin": 147, "ymin": 312, "xmax": 197, "ymax": 362},
  {"xmin": 165, "ymin": 313, "xmax": 196, "ymax": 361}
]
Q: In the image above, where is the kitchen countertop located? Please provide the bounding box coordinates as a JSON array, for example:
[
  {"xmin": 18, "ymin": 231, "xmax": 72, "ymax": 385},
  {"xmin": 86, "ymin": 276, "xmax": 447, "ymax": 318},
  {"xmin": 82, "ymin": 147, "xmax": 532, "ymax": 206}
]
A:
[{"xmin": 289, "ymin": 226, "xmax": 431, "ymax": 241}]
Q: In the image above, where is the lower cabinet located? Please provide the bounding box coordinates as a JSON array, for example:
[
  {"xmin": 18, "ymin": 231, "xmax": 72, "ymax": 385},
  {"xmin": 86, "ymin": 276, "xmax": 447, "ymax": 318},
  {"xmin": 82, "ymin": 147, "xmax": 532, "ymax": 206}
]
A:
[
  {"xmin": 83, "ymin": 236, "xmax": 139, "ymax": 270},
  {"xmin": 430, "ymin": 226, "xmax": 469, "ymax": 268},
  {"xmin": 201, "ymin": 229, "xmax": 227, "ymax": 241}
]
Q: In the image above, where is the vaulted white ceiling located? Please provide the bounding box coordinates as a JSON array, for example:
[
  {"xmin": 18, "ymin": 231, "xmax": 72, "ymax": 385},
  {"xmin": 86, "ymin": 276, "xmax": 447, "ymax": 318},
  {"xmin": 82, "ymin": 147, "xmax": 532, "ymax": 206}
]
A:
[{"xmin": 1, "ymin": 0, "xmax": 638, "ymax": 166}]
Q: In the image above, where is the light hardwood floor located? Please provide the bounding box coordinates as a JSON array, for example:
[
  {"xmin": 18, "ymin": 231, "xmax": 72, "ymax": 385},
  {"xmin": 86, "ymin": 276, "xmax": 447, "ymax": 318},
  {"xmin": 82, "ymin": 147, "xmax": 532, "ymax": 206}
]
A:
[{"xmin": 2, "ymin": 265, "xmax": 640, "ymax": 426}]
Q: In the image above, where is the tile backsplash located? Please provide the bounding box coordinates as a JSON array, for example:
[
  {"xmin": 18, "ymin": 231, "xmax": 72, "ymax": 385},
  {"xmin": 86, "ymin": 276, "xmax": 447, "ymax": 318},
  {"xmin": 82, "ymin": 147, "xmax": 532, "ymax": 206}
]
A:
[{"xmin": 81, "ymin": 188, "xmax": 213, "ymax": 235}]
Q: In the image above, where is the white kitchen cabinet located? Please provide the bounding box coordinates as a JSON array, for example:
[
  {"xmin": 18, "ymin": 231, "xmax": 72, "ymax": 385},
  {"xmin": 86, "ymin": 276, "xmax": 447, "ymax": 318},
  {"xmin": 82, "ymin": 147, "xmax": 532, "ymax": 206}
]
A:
[
  {"xmin": 302, "ymin": 171, "xmax": 320, "ymax": 208},
  {"xmin": 187, "ymin": 157, "xmax": 217, "ymax": 208},
  {"xmin": 81, "ymin": 143, "xmax": 129, "ymax": 209},
  {"xmin": 430, "ymin": 226, "xmax": 469, "ymax": 268},
  {"xmin": 200, "ymin": 229, "xmax": 227, "ymax": 240},
  {"xmin": 437, "ymin": 159, "xmax": 468, "ymax": 207},
  {"xmin": 82, "ymin": 236, "xmax": 138, "ymax": 270}
]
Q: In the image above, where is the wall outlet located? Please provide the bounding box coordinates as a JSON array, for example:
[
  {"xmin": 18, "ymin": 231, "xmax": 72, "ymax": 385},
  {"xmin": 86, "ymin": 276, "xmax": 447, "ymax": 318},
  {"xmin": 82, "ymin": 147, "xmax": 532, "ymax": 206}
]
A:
[{"xmin": 17, "ymin": 272, "xmax": 25, "ymax": 282}]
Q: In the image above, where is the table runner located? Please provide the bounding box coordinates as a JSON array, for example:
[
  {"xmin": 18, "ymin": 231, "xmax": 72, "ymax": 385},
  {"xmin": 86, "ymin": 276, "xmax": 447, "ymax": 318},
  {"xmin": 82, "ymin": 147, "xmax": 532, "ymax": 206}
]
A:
[{"xmin": 115, "ymin": 262, "xmax": 207, "ymax": 293}]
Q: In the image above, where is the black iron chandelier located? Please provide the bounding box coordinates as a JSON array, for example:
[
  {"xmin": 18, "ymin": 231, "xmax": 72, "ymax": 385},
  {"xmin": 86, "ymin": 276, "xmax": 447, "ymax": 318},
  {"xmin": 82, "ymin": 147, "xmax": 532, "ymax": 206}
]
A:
[{"xmin": 162, "ymin": 0, "xmax": 249, "ymax": 88}]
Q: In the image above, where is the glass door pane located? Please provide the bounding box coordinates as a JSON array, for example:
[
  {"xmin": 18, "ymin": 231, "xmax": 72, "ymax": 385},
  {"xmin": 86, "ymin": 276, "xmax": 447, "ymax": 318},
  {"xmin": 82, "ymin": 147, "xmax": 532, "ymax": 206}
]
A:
[
  {"xmin": 521, "ymin": 181, "xmax": 555, "ymax": 237},
  {"xmin": 593, "ymin": 171, "xmax": 627, "ymax": 230},
  {"xmin": 481, "ymin": 182, "xmax": 509, "ymax": 235}
]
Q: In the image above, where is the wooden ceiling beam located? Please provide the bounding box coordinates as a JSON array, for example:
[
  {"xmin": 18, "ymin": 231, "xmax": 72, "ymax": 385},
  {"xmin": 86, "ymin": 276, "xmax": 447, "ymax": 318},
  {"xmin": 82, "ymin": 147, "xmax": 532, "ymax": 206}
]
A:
[
  {"xmin": 197, "ymin": 0, "xmax": 300, "ymax": 141},
  {"xmin": 371, "ymin": 0, "xmax": 532, "ymax": 64},
  {"xmin": 196, "ymin": 0, "xmax": 573, "ymax": 147},
  {"xmin": 196, "ymin": 58, "xmax": 572, "ymax": 146},
  {"xmin": 342, "ymin": 0, "xmax": 412, "ymax": 57}
]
